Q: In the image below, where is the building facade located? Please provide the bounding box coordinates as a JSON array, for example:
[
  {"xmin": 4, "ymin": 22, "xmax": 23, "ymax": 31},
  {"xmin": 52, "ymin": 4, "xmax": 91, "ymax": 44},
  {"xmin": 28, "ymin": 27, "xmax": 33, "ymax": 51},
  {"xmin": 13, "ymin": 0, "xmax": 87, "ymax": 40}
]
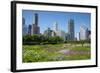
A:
[
  {"xmin": 57, "ymin": 30, "xmax": 66, "ymax": 41},
  {"xmin": 53, "ymin": 22, "xmax": 58, "ymax": 32},
  {"xmin": 22, "ymin": 17, "xmax": 28, "ymax": 36},
  {"xmin": 44, "ymin": 27, "xmax": 53, "ymax": 37},
  {"xmin": 68, "ymin": 19, "xmax": 75, "ymax": 40},
  {"xmin": 53, "ymin": 22, "xmax": 59, "ymax": 36},
  {"xmin": 31, "ymin": 13, "xmax": 40, "ymax": 35},
  {"xmin": 28, "ymin": 24, "xmax": 32, "ymax": 35},
  {"xmin": 76, "ymin": 32, "xmax": 80, "ymax": 41},
  {"xmin": 80, "ymin": 25, "xmax": 88, "ymax": 40}
]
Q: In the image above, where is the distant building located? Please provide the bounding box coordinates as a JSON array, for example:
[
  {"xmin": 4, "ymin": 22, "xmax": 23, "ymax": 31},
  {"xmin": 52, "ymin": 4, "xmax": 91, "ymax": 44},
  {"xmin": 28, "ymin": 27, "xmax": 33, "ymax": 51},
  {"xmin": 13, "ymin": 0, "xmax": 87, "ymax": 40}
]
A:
[
  {"xmin": 28, "ymin": 24, "xmax": 32, "ymax": 35},
  {"xmin": 53, "ymin": 22, "xmax": 58, "ymax": 32},
  {"xmin": 31, "ymin": 23, "xmax": 40, "ymax": 35},
  {"xmin": 87, "ymin": 30, "xmax": 91, "ymax": 40},
  {"xmin": 44, "ymin": 27, "xmax": 53, "ymax": 37},
  {"xmin": 52, "ymin": 22, "xmax": 59, "ymax": 36},
  {"xmin": 76, "ymin": 32, "xmax": 80, "ymax": 41},
  {"xmin": 80, "ymin": 25, "xmax": 88, "ymax": 40},
  {"xmin": 31, "ymin": 13, "xmax": 40, "ymax": 35},
  {"xmin": 68, "ymin": 19, "xmax": 75, "ymax": 40},
  {"xmin": 22, "ymin": 17, "xmax": 28, "ymax": 36},
  {"xmin": 51, "ymin": 31, "xmax": 56, "ymax": 36},
  {"xmin": 57, "ymin": 30, "xmax": 66, "ymax": 41},
  {"xmin": 22, "ymin": 17, "xmax": 25, "ymax": 26},
  {"xmin": 66, "ymin": 33, "xmax": 70, "ymax": 41}
]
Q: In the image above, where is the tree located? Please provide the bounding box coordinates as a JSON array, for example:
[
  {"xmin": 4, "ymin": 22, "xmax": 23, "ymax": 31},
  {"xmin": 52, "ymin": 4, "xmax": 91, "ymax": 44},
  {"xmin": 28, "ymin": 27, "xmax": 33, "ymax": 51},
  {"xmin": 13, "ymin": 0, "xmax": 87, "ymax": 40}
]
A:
[
  {"xmin": 23, "ymin": 34, "xmax": 64, "ymax": 45},
  {"xmin": 23, "ymin": 35, "xmax": 33, "ymax": 42}
]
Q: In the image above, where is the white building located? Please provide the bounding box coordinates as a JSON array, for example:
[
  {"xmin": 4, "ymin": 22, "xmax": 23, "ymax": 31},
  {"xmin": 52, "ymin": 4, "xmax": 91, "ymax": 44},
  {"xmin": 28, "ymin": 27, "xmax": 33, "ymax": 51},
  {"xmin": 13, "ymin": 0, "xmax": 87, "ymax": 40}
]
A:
[
  {"xmin": 57, "ymin": 30, "xmax": 66, "ymax": 41},
  {"xmin": 76, "ymin": 32, "xmax": 80, "ymax": 41},
  {"xmin": 80, "ymin": 25, "xmax": 88, "ymax": 40},
  {"xmin": 53, "ymin": 22, "xmax": 59, "ymax": 36},
  {"xmin": 52, "ymin": 22, "xmax": 66, "ymax": 41},
  {"xmin": 53, "ymin": 22, "xmax": 59, "ymax": 33}
]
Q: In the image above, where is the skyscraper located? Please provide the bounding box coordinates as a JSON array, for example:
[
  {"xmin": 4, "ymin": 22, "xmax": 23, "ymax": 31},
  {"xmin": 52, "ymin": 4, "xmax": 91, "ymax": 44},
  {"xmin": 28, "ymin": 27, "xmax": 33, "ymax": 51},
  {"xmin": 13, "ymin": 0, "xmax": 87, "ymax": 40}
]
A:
[
  {"xmin": 80, "ymin": 25, "xmax": 88, "ymax": 40},
  {"xmin": 31, "ymin": 13, "xmax": 40, "ymax": 35},
  {"xmin": 68, "ymin": 19, "xmax": 75, "ymax": 40},
  {"xmin": 35, "ymin": 13, "xmax": 38, "ymax": 26},
  {"xmin": 22, "ymin": 17, "xmax": 25, "ymax": 26},
  {"xmin": 22, "ymin": 17, "xmax": 28, "ymax": 36},
  {"xmin": 53, "ymin": 22, "xmax": 59, "ymax": 36},
  {"xmin": 76, "ymin": 32, "xmax": 80, "ymax": 41},
  {"xmin": 28, "ymin": 24, "xmax": 32, "ymax": 35},
  {"xmin": 53, "ymin": 22, "xmax": 58, "ymax": 32}
]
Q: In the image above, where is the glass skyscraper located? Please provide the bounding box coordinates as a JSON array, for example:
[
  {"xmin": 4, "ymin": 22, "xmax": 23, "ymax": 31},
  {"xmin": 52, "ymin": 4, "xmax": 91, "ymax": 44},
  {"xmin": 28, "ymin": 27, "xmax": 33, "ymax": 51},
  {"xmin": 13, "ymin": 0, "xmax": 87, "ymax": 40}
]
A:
[
  {"xmin": 22, "ymin": 17, "xmax": 28, "ymax": 36},
  {"xmin": 68, "ymin": 19, "xmax": 75, "ymax": 41}
]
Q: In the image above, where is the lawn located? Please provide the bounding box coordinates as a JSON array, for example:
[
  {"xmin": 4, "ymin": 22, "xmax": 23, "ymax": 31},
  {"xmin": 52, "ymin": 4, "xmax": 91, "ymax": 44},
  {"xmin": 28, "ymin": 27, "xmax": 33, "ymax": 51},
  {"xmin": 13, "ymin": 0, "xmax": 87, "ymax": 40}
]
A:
[{"xmin": 22, "ymin": 44, "xmax": 91, "ymax": 63}]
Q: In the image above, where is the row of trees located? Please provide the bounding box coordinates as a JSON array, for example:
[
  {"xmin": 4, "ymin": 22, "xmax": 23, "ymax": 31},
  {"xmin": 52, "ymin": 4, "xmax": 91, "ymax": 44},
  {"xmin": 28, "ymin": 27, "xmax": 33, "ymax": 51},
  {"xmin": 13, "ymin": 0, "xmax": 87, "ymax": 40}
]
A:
[
  {"xmin": 65, "ymin": 40, "xmax": 90, "ymax": 46},
  {"xmin": 23, "ymin": 34, "xmax": 64, "ymax": 45},
  {"xmin": 23, "ymin": 34, "xmax": 90, "ymax": 45}
]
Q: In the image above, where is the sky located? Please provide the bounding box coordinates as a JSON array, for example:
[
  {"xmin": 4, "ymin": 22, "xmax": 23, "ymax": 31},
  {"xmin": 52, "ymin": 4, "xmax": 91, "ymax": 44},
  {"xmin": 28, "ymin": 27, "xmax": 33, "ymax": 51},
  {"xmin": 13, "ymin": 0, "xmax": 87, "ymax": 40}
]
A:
[{"xmin": 22, "ymin": 10, "xmax": 91, "ymax": 37}]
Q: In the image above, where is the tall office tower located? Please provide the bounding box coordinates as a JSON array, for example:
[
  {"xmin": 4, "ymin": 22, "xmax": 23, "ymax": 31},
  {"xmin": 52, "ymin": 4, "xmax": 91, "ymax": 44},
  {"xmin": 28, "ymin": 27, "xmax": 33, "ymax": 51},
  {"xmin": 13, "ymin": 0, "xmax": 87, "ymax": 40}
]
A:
[
  {"xmin": 80, "ymin": 25, "xmax": 88, "ymax": 40},
  {"xmin": 68, "ymin": 19, "xmax": 75, "ymax": 40},
  {"xmin": 35, "ymin": 13, "xmax": 38, "ymax": 26},
  {"xmin": 53, "ymin": 22, "xmax": 58, "ymax": 32},
  {"xmin": 22, "ymin": 17, "xmax": 27, "ymax": 36},
  {"xmin": 22, "ymin": 17, "xmax": 25, "ymax": 25},
  {"xmin": 28, "ymin": 24, "xmax": 32, "ymax": 36},
  {"xmin": 31, "ymin": 13, "xmax": 40, "ymax": 35},
  {"xmin": 53, "ymin": 22, "xmax": 59, "ymax": 36}
]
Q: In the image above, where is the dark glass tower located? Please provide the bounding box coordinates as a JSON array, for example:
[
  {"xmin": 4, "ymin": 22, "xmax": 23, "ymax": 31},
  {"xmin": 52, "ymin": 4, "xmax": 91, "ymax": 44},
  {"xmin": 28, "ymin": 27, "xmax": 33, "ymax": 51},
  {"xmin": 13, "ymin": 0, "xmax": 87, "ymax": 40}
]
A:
[
  {"xmin": 68, "ymin": 19, "xmax": 75, "ymax": 40},
  {"xmin": 28, "ymin": 24, "xmax": 32, "ymax": 36},
  {"xmin": 22, "ymin": 17, "xmax": 25, "ymax": 25},
  {"xmin": 32, "ymin": 13, "xmax": 40, "ymax": 35},
  {"xmin": 35, "ymin": 13, "xmax": 38, "ymax": 26}
]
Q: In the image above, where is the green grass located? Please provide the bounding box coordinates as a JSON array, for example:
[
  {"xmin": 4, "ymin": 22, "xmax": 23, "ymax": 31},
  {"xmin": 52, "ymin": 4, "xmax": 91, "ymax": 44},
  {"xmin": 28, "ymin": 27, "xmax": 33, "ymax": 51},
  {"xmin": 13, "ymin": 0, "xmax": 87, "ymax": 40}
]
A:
[
  {"xmin": 22, "ymin": 44, "xmax": 91, "ymax": 63},
  {"xmin": 71, "ymin": 46, "xmax": 90, "ymax": 51}
]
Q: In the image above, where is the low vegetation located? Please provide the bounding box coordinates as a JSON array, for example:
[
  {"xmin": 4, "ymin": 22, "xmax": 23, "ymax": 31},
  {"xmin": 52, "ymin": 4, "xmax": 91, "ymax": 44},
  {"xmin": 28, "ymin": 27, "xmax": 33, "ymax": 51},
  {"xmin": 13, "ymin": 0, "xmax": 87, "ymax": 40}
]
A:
[{"xmin": 22, "ymin": 44, "xmax": 91, "ymax": 63}]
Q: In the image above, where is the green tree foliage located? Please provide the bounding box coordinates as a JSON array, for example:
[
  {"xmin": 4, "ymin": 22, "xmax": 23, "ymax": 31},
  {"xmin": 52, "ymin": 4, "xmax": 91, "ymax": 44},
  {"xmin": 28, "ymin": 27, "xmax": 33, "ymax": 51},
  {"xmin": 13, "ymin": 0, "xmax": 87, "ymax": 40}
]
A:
[
  {"xmin": 23, "ymin": 34, "xmax": 63, "ymax": 45},
  {"xmin": 65, "ymin": 40, "xmax": 90, "ymax": 46}
]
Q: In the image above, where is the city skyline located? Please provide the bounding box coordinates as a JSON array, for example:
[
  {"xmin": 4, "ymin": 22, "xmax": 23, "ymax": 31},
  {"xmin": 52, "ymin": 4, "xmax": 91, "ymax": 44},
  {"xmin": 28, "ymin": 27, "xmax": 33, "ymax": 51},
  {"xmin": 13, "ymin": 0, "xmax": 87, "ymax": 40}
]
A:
[{"xmin": 22, "ymin": 10, "xmax": 91, "ymax": 37}]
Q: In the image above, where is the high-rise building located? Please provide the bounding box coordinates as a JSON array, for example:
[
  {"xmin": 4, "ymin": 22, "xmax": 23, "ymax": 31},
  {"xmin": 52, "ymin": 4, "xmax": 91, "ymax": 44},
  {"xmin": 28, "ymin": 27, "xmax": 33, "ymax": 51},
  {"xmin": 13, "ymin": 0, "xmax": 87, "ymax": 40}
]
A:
[
  {"xmin": 35, "ymin": 13, "xmax": 38, "ymax": 26},
  {"xmin": 87, "ymin": 30, "xmax": 91, "ymax": 40},
  {"xmin": 31, "ymin": 13, "xmax": 40, "ymax": 35},
  {"xmin": 76, "ymin": 32, "xmax": 80, "ymax": 41},
  {"xmin": 80, "ymin": 25, "xmax": 88, "ymax": 40},
  {"xmin": 28, "ymin": 24, "xmax": 32, "ymax": 35},
  {"xmin": 31, "ymin": 23, "xmax": 40, "ymax": 35},
  {"xmin": 22, "ymin": 17, "xmax": 28, "ymax": 36},
  {"xmin": 53, "ymin": 22, "xmax": 58, "ymax": 32},
  {"xmin": 53, "ymin": 22, "xmax": 59, "ymax": 36},
  {"xmin": 66, "ymin": 33, "xmax": 70, "ymax": 41},
  {"xmin": 22, "ymin": 17, "xmax": 25, "ymax": 26},
  {"xmin": 68, "ymin": 19, "xmax": 75, "ymax": 40}
]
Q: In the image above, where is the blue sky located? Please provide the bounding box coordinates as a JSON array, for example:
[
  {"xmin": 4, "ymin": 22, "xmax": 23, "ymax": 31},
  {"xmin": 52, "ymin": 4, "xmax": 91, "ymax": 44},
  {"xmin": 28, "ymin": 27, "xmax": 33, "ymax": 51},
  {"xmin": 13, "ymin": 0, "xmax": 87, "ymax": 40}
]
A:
[{"xmin": 22, "ymin": 10, "xmax": 91, "ymax": 36}]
